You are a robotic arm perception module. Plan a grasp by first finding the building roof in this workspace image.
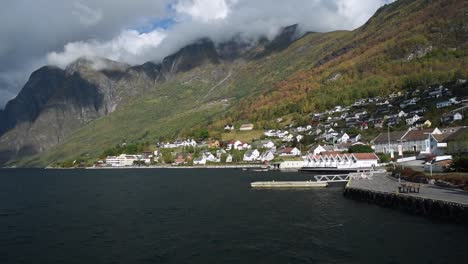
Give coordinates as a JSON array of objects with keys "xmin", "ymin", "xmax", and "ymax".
[
  {"xmin": 352, "ymin": 153, "xmax": 380, "ymax": 160},
  {"xmin": 431, "ymin": 127, "xmax": 467, "ymax": 142},
  {"xmin": 308, "ymin": 152, "xmax": 379, "ymax": 161},
  {"xmin": 403, "ymin": 129, "xmax": 433, "ymax": 141},
  {"xmin": 431, "ymin": 134, "xmax": 451, "ymax": 142},
  {"xmin": 373, "ymin": 130, "xmax": 408, "ymax": 143},
  {"xmin": 443, "ymin": 127, "xmax": 468, "ymax": 142},
  {"xmin": 281, "ymin": 147, "xmax": 295, "ymax": 153}
]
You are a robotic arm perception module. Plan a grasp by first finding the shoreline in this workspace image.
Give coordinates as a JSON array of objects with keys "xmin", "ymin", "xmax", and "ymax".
[{"xmin": 41, "ymin": 164, "xmax": 276, "ymax": 170}]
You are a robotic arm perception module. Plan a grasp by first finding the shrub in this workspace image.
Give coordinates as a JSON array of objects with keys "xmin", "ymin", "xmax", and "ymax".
[
  {"xmin": 452, "ymin": 156, "xmax": 468, "ymax": 172},
  {"xmin": 377, "ymin": 153, "xmax": 391, "ymax": 163},
  {"xmin": 348, "ymin": 145, "xmax": 374, "ymax": 153}
]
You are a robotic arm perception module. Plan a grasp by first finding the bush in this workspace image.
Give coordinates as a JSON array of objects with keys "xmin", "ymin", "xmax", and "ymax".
[
  {"xmin": 377, "ymin": 153, "xmax": 391, "ymax": 163},
  {"xmin": 348, "ymin": 145, "xmax": 374, "ymax": 153},
  {"xmin": 452, "ymin": 156, "xmax": 468, "ymax": 172}
]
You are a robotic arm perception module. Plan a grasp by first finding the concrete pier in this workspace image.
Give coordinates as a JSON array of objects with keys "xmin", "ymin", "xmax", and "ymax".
[
  {"xmin": 251, "ymin": 181, "xmax": 328, "ymax": 188},
  {"xmin": 344, "ymin": 173, "xmax": 468, "ymax": 223}
]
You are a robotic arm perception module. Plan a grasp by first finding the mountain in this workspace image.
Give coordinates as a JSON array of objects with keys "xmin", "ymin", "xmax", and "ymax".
[{"xmin": 0, "ymin": 0, "xmax": 466, "ymax": 167}]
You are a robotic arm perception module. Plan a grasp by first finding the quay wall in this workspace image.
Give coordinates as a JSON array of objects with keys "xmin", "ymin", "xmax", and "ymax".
[{"xmin": 343, "ymin": 187, "xmax": 468, "ymax": 224}]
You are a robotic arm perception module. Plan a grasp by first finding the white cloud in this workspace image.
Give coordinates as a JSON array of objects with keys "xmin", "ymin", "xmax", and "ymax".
[
  {"xmin": 47, "ymin": 29, "xmax": 166, "ymax": 68},
  {"xmin": 73, "ymin": 1, "xmax": 103, "ymax": 27},
  {"xmin": 174, "ymin": 0, "xmax": 231, "ymax": 22}
]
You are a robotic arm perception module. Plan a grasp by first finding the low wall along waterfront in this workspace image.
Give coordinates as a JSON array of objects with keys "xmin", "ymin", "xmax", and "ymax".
[{"xmin": 343, "ymin": 173, "xmax": 468, "ymax": 223}]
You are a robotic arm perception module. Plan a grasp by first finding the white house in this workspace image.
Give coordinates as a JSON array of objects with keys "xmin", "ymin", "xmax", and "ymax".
[
  {"xmin": 203, "ymin": 152, "xmax": 220, "ymax": 163},
  {"xmin": 406, "ymin": 115, "xmax": 421, "ymax": 125},
  {"xmin": 259, "ymin": 150, "xmax": 275, "ymax": 162},
  {"xmin": 227, "ymin": 140, "xmax": 251, "ymax": 151},
  {"xmin": 311, "ymin": 145, "xmax": 329, "ymax": 155},
  {"xmin": 454, "ymin": 112, "xmax": 463, "ymax": 121},
  {"xmin": 398, "ymin": 111, "xmax": 407, "ymax": 118},
  {"xmin": 243, "ymin": 149, "xmax": 260, "ymax": 162},
  {"xmin": 349, "ymin": 134, "xmax": 362, "ymax": 143},
  {"xmin": 304, "ymin": 153, "xmax": 379, "ymax": 169},
  {"xmin": 225, "ymin": 154, "xmax": 233, "ymax": 163},
  {"xmin": 264, "ymin": 130, "xmax": 276, "ymax": 137},
  {"xmin": 262, "ymin": 141, "xmax": 276, "ymax": 149},
  {"xmin": 436, "ymin": 97, "xmax": 459, "ymax": 109},
  {"xmin": 183, "ymin": 139, "xmax": 198, "ymax": 147},
  {"xmin": 239, "ymin": 124, "xmax": 254, "ymax": 131},
  {"xmin": 336, "ymin": 132, "xmax": 350, "ymax": 143},
  {"xmin": 224, "ymin": 125, "xmax": 235, "ymax": 131},
  {"xmin": 193, "ymin": 156, "xmax": 207, "ymax": 165},
  {"xmin": 325, "ymin": 128, "xmax": 339, "ymax": 140},
  {"xmin": 282, "ymin": 134, "xmax": 294, "ymax": 142},
  {"xmin": 278, "ymin": 147, "xmax": 301, "ymax": 157}
]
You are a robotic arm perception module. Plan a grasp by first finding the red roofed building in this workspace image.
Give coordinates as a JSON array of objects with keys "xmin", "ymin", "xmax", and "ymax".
[{"xmin": 304, "ymin": 153, "xmax": 379, "ymax": 169}]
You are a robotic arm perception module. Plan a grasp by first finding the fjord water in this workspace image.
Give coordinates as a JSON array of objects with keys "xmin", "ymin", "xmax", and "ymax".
[{"xmin": 1, "ymin": 169, "xmax": 467, "ymax": 264}]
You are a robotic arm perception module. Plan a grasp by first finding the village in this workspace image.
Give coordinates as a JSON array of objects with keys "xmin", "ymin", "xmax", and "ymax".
[{"xmin": 97, "ymin": 80, "xmax": 467, "ymax": 173}]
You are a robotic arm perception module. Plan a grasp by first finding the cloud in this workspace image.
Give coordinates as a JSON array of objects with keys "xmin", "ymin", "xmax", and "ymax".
[
  {"xmin": 174, "ymin": 0, "xmax": 231, "ymax": 22},
  {"xmin": 47, "ymin": 29, "xmax": 166, "ymax": 68},
  {"xmin": 0, "ymin": 0, "xmax": 392, "ymax": 108},
  {"xmin": 73, "ymin": 1, "xmax": 103, "ymax": 27}
]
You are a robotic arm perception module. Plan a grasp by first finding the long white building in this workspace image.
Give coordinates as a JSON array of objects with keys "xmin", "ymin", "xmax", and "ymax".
[
  {"xmin": 304, "ymin": 153, "xmax": 379, "ymax": 169},
  {"xmin": 105, "ymin": 154, "xmax": 144, "ymax": 167}
]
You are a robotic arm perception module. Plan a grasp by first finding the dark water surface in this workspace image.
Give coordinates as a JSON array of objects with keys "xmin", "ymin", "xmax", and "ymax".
[{"xmin": 0, "ymin": 168, "xmax": 467, "ymax": 264}]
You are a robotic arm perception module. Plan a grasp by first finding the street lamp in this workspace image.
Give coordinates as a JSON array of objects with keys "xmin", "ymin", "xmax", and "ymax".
[
  {"xmin": 424, "ymin": 132, "xmax": 433, "ymax": 177},
  {"xmin": 387, "ymin": 123, "xmax": 391, "ymax": 154}
]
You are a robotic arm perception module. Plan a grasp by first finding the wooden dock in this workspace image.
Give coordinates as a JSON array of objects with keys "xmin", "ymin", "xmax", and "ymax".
[
  {"xmin": 251, "ymin": 181, "xmax": 328, "ymax": 188},
  {"xmin": 344, "ymin": 172, "xmax": 468, "ymax": 223}
]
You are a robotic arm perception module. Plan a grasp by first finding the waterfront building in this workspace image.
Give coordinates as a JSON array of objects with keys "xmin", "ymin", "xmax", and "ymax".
[{"xmin": 304, "ymin": 153, "xmax": 379, "ymax": 169}]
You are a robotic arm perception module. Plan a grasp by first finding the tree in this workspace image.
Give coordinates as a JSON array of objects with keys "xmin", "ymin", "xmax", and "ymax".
[
  {"xmin": 452, "ymin": 156, "xmax": 468, "ymax": 172},
  {"xmin": 220, "ymin": 153, "xmax": 228, "ymax": 163},
  {"xmin": 161, "ymin": 149, "xmax": 174, "ymax": 164},
  {"xmin": 348, "ymin": 145, "xmax": 374, "ymax": 153}
]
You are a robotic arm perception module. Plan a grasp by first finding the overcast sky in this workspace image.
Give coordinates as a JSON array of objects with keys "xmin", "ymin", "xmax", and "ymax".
[{"xmin": 0, "ymin": 0, "xmax": 392, "ymax": 108}]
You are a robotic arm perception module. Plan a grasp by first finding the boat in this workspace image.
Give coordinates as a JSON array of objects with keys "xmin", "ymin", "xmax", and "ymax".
[
  {"xmin": 252, "ymin": 166, "xmax": 269, "ymax": 172},
  {"xmin": 250, "ymin": 180, "xmax": 328, "ymax": 188}
]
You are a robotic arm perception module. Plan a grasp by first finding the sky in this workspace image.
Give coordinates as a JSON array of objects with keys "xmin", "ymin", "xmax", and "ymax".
[{"xmin": 0, "ymin": 0, "xmax": 393, "ymax": 108}]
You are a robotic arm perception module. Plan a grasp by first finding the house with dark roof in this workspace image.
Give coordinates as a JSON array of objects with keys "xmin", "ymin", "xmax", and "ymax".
[
  {"xmin": 372, "ymin": 128, "xmax": 442, "ymax": 154},
  {"xmin": 278, "ymin": 147, "xmax": 301, "ymax": 157},
  {"xmin": 429, "ymin": 127, "xmax": 467, "ymax": 155},
  {"xmin": 372, "ymin": 130, "xmax": 410, "ymax": 153}
]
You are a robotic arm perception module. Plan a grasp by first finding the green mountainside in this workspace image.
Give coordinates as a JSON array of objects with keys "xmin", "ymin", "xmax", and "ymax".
[{"xmin": 3, "ymin": 0, "xmax": 467, "ymax": 167}]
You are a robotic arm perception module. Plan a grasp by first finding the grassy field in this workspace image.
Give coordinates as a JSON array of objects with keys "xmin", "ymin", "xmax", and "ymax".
[{"xmin": 220, "ymin": 130, "xmax": 264, "ymax": 142}]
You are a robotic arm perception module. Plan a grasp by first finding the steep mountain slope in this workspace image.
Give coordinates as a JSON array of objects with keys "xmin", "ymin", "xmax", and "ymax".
[
  {"xmin": 1, "ymin": 0, "xmax": 467, "ymax": 167},
  {"xmin": 222, "ymin": 0, "xmax": 467, "ymax": 124},
  {"xmin": 0, "ymin": 23, "xmax": 305, "ymax": 166}
]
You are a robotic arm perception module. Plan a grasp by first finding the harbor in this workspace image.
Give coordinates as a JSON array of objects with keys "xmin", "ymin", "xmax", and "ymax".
[{"xmin": 343, "ymin": 172, "xmax": 468, "ymax": 223}]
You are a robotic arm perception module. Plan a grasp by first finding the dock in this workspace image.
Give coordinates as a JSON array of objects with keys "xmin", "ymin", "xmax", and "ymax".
[
  {"xmin": 251, "ymin": 181, "xmax": 328, "ymax": 188},
  {"xmin": 344, "ymin": 172, "xmax": 468, "ymax": 223}
]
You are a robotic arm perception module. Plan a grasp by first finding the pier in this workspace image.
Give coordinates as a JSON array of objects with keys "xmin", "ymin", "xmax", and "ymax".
[
  {"xmin": 344, "ymin": 172, "xmax": 468, "ymax": 223},
  {"xmin": 251, "ymin": 181, "xmax": 328, "ymax": 188}
]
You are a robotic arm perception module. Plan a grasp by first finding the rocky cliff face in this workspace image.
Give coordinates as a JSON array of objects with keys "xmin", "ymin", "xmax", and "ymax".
[{"xmin": 0, "ymin": 64, "xmax": 110, "ymax": 164}]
